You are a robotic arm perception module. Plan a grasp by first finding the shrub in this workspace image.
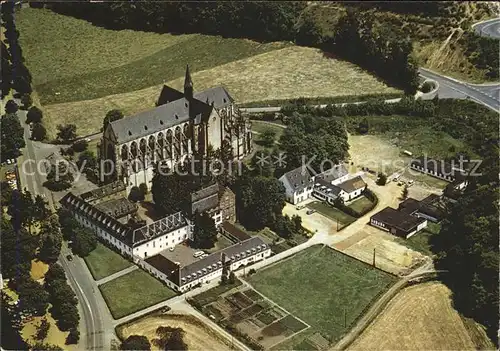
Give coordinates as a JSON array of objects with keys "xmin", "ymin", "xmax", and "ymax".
[
  {"xmin": 72, "ymin": 139, "xmax": 88, "ymax": 152},
  {"xmin": 65, "ymin": 328, "xmax": 79, "ymax": 345},
  {"xmin": 26, "ymin": 106, "xmax": 43, "ymax": 124},
  {"xmin": 376, "ymin": 173, "xmax": 388, "ymax": 186},
  {"xmin": 20, "ymin": 93, "xmax": 32, "ymax": 109},
  {"xmin": 421, "ymin": 81, "xmax": 435, "ymax": 93},
  {"xmin": 5, "ymin": 99, "xmax": 18, "ymax": 114},
  {"xmin": 31, "ymin": 123, "xmax": 47, "ymax": 141},
  {"xmin": 128, "ymin": 186, "xmax": 144, "ymax": 202}
]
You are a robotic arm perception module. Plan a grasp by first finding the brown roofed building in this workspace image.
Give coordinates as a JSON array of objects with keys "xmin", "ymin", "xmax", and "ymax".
[{"xmin": 370, "ymin": 206, "xmax": 427, "ymax": 239}]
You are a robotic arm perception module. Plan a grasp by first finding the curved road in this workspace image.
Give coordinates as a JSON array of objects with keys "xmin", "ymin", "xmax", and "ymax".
[
  {"xmin": 473, "ymin": 18, "xmax": 500, "ymax": 38},
  {"xmin": 420, "ymin": 18, "xmax": 500, "ymax": 112}
]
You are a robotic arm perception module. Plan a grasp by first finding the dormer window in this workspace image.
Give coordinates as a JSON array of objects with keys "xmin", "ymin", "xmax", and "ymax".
[
  {"xmin": 184, "ymin": 102, "xmax": 188, "ymax": 108},
  {"xmin": 144, "ymin": 125, "xmax": 148, "ymax": 130},
  {"xmin": 175, "ymin": 114, "xmax": 179, "ymax": 119},
  {"xmin": 223, "ymin": 98, "xmax": 227, "ymax": 103},
  {"xmin": 160, "ymin": 120, "xmax": 164, "ymax": 125},
  {"xmin": 128, "ymin": 131, "xmax": 132, "ymax": 136}
]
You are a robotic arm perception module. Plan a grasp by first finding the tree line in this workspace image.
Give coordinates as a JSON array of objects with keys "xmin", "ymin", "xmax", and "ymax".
[
  {"xmin": 0, "ymin": 188, "xmax": 80, "ymax": 348},
  {"xmin": 39, "ymin": 1, "xmax": 418, "ymax": 93},
  {"xmin": 1, "ymin": 2, "xmax": 33, "ymax": 97}
]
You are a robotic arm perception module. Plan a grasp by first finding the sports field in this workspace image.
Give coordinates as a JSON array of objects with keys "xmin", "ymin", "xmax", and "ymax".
[{"xmin": 247, "ymin": 245, "xmax": 396, "ymax": 345}]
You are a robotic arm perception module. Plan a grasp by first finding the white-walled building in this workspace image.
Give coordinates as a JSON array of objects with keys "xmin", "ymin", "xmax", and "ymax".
[
  {"xmin": 139, "ymin": 235, "xmax": 271, "ymax": 292},
  {"xmin": 60, "ymin": 192, "xmax": 192, "ymax": 259},
  {"xmin": 313, "ymin": 174, "xmax": 366, "ymax": 204},
  {"xmin": 279, "ymin": 166, "xmax": 314, "ymax": 205}
]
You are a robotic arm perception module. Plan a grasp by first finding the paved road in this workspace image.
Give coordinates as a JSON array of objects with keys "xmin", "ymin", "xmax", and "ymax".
[
  {"xmin": 419, "ymin": 68, "xmax": 500, "ymax": 111},
  {"xmin": 59, "ymin": 242, "xmax": 113, "ymax": 350},
  {"xmin": 473, "ymin": 18, "xmax": 500, "ymax": 39},
  {"xmin": 13, "ymin": 94, "xmax": 107, "ymax": 350}
]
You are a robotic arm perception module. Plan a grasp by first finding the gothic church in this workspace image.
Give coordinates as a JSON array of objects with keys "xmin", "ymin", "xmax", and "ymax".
[{"xmin": 99, "ymin": 66, "xmax": 252, "ymax": 189}]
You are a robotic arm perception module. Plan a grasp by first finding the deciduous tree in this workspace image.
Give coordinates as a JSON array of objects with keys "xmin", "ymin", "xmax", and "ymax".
[
  {"xmin": 31, "ymin": 122, "xmax": 47, "ymax": 141},
  {"xmin": 192, "ymin": 211, "xmax": 217, "ymax": 249},
  {"xmin": 70, "ymin": 227, "xmax": 97, "ymax": 257},
  {"xmin": 1, "ymin": 113, "xmax": 25, "ymax": 162},
  {"xmin": 120, "ymin": 335, "xmax": 151, "ymax": 351},
  {"xmin": 56, "ymin": 124, "xmax": 77, "ymax": 143}
]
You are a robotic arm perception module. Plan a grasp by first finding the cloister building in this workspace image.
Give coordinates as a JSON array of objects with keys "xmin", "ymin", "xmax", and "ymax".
[{"xmin": 99, "ymin": 66, "xmax": 252, "ymax": 190}]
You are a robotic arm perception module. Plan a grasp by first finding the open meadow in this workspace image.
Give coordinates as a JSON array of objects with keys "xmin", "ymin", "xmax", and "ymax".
[
  {"xmin": 246, "ymin": 245, "xmax": 397, "ymax": 347},
  {"xmin": 17, "ymin": 8, "xmax": 399, "ymax": 138},
  {"xmin": 117, "ymin": 314, "xmax": 233, "ymax": 351},
  {"xmin": 349, "ymin": 282, "xmax": 494, "ymax": 350}
]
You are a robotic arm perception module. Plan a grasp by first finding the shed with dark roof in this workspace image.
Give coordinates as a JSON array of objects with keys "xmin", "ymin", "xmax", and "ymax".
[{"xmin": 370, "ymin": 206, "xmax": 427, "ymax": 239}]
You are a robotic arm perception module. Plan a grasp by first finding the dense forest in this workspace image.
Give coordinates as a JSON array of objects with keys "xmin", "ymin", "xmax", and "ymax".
[{"xmin": 36, "ymin": 1, "xmax": 419, "ymax": 93}]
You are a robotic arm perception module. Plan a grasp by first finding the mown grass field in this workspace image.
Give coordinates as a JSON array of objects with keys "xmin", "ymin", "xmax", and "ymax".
[
  {"xmin": 17, "ymin": 8, "xmax": 285, "ymax": 105},
  {"xmin": 84, "ymin": 243, "xmax": 132, "ymax": 281},
  {"xmin": 99, "ymin": 269, "xmax": 176, "ymax": 319},
  {"xmin": 18, "ymin": 8, "xmax": 399, "ymax": 137},
  {"xmin": 247, "ymin": 245, "xmax": 396, "ymax": 344}
]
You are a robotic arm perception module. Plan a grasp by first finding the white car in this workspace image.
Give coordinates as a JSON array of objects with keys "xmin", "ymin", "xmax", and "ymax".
[{"xmin": 169, "ymin": 247, "xmax": 175, "ymax": 252}]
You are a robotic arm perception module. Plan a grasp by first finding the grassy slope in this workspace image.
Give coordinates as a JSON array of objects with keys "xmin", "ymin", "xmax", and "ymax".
[
  {"xmin": 18, "ymin": 8, "xmax": 400, "ymax": 138},
  {"xmin": 99, "ymin": 269, "xmax": 176, "ymax": 319},
  {"xmin": 17, "ymin": 8, "xmax": 286, "ymax": 105},
  {"xmin": 248, "ymin": 245, "xmax": 396, "ymax": 343},
  {"xmin": 83, "ymin": 243, "xmax": 132, "ymax": 281},
  {"xmin": 309, "ymin": 2, "xmax": 496, "ymax": 83}
]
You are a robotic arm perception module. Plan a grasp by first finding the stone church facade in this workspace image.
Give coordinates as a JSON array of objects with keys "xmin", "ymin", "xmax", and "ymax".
[{"xmin": 99, "ymin": 66, "xmax": 252, "ymax": 190}]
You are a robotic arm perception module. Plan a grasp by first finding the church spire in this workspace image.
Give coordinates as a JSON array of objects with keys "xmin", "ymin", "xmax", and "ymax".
[{"xmin": 184, "ymin": 64, "xmax": 193, "ymax": 100}]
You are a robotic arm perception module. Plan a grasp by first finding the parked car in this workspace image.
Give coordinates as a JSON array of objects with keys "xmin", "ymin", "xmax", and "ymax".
[
  {"xmin": 306, "ymin": 209, "xmax": 315, "ymax": 215},
  {"xmin": 296, "ymin": 205, "xmax": 305, "ymax": 210},
  {"xmin": 169, "ymin": 247, "xmax": 175, "ymax": 252},
  {"xmin": 66, "ymin": 254, "xmax": 73, "ymax": 261}
]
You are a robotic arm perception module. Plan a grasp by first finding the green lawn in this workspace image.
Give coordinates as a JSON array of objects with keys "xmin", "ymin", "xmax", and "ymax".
[
  {"xmin": 99, "ymin": 269, "xmax": 177, "ymax": 319},
  {"xmin": 251, "ymin": 120, "xmax": 285, "ymax": 140},
  {"xmin": 247, "ymin": 245, "xmax": 397, "ymax": 343},
  {"xmin": 84, "ymin": 243, "xmax": 132, "ymax": 281},
  {"xmin": 17, "ymin": 8, "xmax": 286, "ymax": 105},
  {"xmin": 347, "ymin": 195, "xmax": 373, "ymax": 214},
  {"xmin": 307, "ymin": 201, "xmax": 356, "ymax": 226},
  {"xmin": 398, "ymin": 222, "xmax": 441, "ymax": 256}
]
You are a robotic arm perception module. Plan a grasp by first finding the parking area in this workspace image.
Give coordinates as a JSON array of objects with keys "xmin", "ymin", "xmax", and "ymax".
[{"xmin": 283, "ymin": 198, "xmax": 342, "ymax": 236}]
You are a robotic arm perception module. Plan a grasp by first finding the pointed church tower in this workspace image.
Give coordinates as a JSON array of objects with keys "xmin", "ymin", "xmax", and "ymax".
[{"xmin": 184, "ymin": 64, "xmax": 193, "ymax": 100}]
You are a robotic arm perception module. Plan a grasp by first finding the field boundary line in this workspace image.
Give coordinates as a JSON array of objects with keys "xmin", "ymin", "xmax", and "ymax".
[
  {"xmin": 332, "ymin": 271, "xmax": 440, "ymax": 350},
  {"xmin": 239, "ymin": 279, "xmax": 311, "ymax": 331},
  {"xmin": 267, "ymin": 325, "xmax": 311, "ymax": 350}
]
